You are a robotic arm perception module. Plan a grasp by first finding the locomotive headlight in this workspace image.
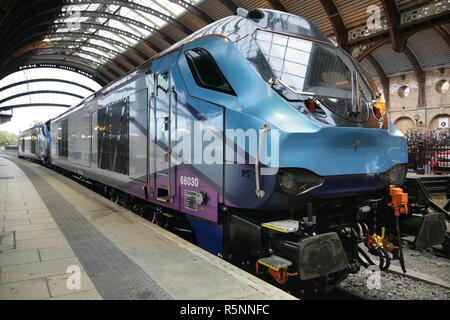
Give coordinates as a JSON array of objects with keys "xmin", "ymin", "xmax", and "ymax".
[
  {"xmin": 380, "ymin": 164, "xmax": 407, "ymax": 186},
  {"xmin": 278, "ymin": 169, "xmax": 324, "ymax": 195}
]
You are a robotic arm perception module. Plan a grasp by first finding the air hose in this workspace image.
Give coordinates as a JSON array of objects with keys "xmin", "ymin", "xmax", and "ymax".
[
  {"xmin": 357, "ymin": 245, "xmax": 390, "ymax": 271},
  {"xmin": 395, "ymin": 216, "xmax": 407, "ymax": 273}
]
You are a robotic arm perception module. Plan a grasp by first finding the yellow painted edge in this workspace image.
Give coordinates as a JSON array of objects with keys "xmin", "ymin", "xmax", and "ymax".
[
  {"xmin": 257, "ymin": 260, "xmax": 280, "ymax": 272},
  {"xmin": 261, "ymin": 224, "xmax": 286, "ymax": 233}
]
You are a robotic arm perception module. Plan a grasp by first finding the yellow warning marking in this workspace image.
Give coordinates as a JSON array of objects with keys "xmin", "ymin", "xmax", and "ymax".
[
  {"xmin": 261, "ymin": 224, "xmax": 286, "ymax": 233},
  {"xmin": 257, "ymin": 260, "xmax": 280, "ymax": 272}
]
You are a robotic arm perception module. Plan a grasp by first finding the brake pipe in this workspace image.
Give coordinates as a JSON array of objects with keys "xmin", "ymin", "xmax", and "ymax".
[{"xmin": 389, "ymin": 186, "xmax": 408, "ymax": 273}]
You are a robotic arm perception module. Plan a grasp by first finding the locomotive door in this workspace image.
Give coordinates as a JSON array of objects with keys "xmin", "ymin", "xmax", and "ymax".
[{"xmin": 153, "ymin": 71, "xmax": 175, "ymax": 203}]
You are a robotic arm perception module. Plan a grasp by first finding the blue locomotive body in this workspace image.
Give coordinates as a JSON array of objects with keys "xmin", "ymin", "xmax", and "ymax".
[{"xmin": 19, "ymin": 9, "xmax": 435, "ymax": 293}]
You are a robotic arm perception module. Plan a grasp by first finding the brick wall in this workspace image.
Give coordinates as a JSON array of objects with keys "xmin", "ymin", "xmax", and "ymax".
[{"xmin": 373, "ymin": 68, "xmax": 449, "ymax": 131}]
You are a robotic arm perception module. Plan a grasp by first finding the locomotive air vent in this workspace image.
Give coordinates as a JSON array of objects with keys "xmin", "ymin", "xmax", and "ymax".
[{"xmin": 236, "ymin": 8, "xmax": 264, "ymax": 21}]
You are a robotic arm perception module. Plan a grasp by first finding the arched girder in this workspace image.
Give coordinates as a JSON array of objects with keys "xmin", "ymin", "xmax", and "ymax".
[
  {"xmin": 168, "ymin": 0, "xmax": 215, "ymax": 24},
  {"xmin": 1, "ymin": 21, "xmax": 162, "ymax": 63},
  {"xmin": 0, "ymin": 90, "xmax": 85, "ymax": 106},
  {"xmin": 4, "ymin": 0, "xmax": 193, "ymax": 39},
  {"xmin": 0, "ymin": 103, "xmax": 71, "ymax": 112},
  {"xmin": 319, "ymin": 0, "xmax": 348, "ymax": 51},
  {"xmin": 355, "ymin": 38, "xmax": 391, "ymax": 62},
  {"xmin": 51, "ymin": 40, "xmax": 138, "ymax": 68},
  {"xmin": 19, "ymin": 47, "xmax": 128, "ymax": 75},
  {"xmin": 7, "ymin": 53, "xmax": 118, "ymax": 82},
  {"xmin": 0, "ymin": 78, "xmax": 97, "ymax": 94},
  {"xmin": 70, "ymin": 0, "xmax": 193, "ymax": 35},
  {"xmin": 3, "ymin": 40, "xmax": 139, "ymax": 72},
  {"xmin": 381, "ymin": 0, "xmax": 407, "ymax": 52},
  {"xmin": 11, "ymin": 8, "xmax": 177, "ymax": 47},
  {"xmin": 0, "ymin": 56, "xmax": 112, "ymax": 86},
  {"xmin": 365, "ymin": 54, "xmax": 391, "ymax": 111},
  {"xmin": 5, "ymin": 30, "xmax": 149, "ymax": 64},
  {"xmin": 404, "ymin": 45, "xmax": 426, "ymax": 108}
]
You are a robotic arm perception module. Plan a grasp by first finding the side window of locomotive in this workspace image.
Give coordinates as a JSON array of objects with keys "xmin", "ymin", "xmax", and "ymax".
[{"xmin": 184, "ymin": 48, "xmax": 236, "ymax": 95}]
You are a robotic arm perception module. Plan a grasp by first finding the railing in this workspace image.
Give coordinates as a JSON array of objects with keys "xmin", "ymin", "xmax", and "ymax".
[{"xmin": 406, "ymin": 129, "xmax": 450, "ymax": 175}]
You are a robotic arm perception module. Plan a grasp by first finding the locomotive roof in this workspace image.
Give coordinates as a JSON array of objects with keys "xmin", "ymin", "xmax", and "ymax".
[{"xmin": 51, "ymin": 8, "xmax": 336, "ymax": 124}]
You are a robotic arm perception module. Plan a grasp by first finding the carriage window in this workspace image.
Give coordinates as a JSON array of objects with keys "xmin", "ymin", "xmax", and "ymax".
[
  {"xmin": 97, "ymin": 98, "xmax": 129, "ymax": 175},
  {"xmin": 58, "ymin": 120, "xmax": 68, "ymax": 158},
  {"xmin": 184, "ymin": 48, "xmax": 235, "ymax": 95}
]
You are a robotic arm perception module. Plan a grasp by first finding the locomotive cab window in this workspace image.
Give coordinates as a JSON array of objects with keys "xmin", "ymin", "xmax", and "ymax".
[{"xmin": 184, "ymin": 48, "xmax": 236, "ymax": 95}]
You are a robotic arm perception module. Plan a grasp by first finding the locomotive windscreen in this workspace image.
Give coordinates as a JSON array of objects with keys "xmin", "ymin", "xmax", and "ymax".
[{"xmin": 236, "ymin": 29, "xmax": 375, "ymax": 123}]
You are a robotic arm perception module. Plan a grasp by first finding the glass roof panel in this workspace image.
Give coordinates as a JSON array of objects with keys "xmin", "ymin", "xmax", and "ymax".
[{"xmin": 72, "ymin": 52, "xmax": 106, "ymax": 64}]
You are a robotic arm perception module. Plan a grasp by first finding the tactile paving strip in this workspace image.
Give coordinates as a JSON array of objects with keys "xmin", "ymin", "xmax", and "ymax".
[{"xmin": 12, "ymin": 159, "xmax": 173, "ymax": 300}]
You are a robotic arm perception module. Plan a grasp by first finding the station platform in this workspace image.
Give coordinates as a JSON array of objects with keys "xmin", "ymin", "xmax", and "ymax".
[{"xmin": 0, "ymin": 153, "xmax": 296, "ymax": 300}]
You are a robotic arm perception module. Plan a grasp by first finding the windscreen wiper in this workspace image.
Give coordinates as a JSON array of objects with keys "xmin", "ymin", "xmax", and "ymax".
[
  {"xmin": 351, "ymin": 71, "xmax": 361, "ymax": 114},
  {"xmin": 268, "ymin": 77, "xmax": 316, "ymax": 97}
]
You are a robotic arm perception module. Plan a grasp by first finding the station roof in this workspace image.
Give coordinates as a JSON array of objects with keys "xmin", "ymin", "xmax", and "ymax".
[{"xmin": 0, "ymin": 0, "xmax": 448, "ymax": 115}]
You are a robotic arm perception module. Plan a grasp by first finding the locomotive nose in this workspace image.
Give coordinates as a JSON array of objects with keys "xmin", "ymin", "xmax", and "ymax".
[{"xmin": 279, "ymin": 126, "xmax": 408, "ymax": 177}]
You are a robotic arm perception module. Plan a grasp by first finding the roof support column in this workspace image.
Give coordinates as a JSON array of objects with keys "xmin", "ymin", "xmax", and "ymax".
[
  {"xmin": 319, "ymin": 0, "xmax": 348, "ymax": 51},
  {"xmin": 366, "ymin": 54, "xmax": 391, "ymax": 111},
  {"xmin": 404, "ymin": 46, "xmax": 426, "ymax": 108},
  {"xmin": 381, "ymin": 0, "xmax": 407, "ymax": 52}
]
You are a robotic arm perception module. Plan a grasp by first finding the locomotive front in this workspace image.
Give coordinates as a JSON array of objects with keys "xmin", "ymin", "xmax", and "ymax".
[{"xmin": 221, "ymin": 9, "xmax": 446, "ymax": 293}]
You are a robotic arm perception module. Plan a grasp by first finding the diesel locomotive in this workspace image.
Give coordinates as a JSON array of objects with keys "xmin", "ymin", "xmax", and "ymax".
[{"xmin": 17, "ymin": 9, "xmax": 447, "ymax": 293}]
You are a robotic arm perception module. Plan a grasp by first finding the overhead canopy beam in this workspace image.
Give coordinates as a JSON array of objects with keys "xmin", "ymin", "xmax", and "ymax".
[
  {"xmin": 0, "ymin": 78, "xmax": 96, "ymax": 94},
  {"xmin": 4, "ymin": 54, "xmax": 117, "ymax": 83},
  {"xmin": 216, "ymin": 0, "xmax": 239, "ymax": 14},
  {"xmin": 434, "ymin": 25, "xmax": 450, "ymax": 46},
  {"xmin": 5, "ymin": 0, "xmax": 194, "ymax": 38},
  {"xmin": 1, "ymin": 21, "xmax": 162, "ymax": 65},
  {"xmin": 267, "ymin": 0, "xmax": 287, "ymax": 12},
  {"xmin": 381, "ymin": 0, "xmax": 407, "ymax": 52},
  {"xmin": 1, "ymin": 19, "xmax": 162, "ymax": 62},
  {"xmin": 4, "ymin": 40, "xmax": 138, "ymax": 71},
  {"xmin": 0, "ymin": 58, "xmax": 112, "ymax": 86},
  {"xmin": 0, "ymin": 103, "xmax": 71, "ymax": 112},
  {"xmin": 319, "ymin": 0, "xmax": 348, "ymax": 51},
  {"xmin": 12, "ymin": 9, "xmax": 177, "ymax": 45},
  {"xmin": 404, "ymin": 46, "xmax": 426, "ymax": 108},
  {"xmin": 366, "ymin": 54, "xmax": 391, "ymax": 111},
  {"xmin": 18, "ymin": 47, "xmax": 126, "ymax": 75},
  {"xmin": 4, "ymin": 31, "xmax": 149, "ymax": 63},
  {"xmin": 0, "ymin": 90, "xmax": 85, "ymax": 105},
  {"xmin": 169, "ymin": 0, "xmax": 215, "ymax": 24}
]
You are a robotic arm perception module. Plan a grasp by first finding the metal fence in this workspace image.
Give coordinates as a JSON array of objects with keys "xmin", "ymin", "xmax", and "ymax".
[{"xmin": 405, "ymin": 129, "xmax": 450, "ymax": 175}]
